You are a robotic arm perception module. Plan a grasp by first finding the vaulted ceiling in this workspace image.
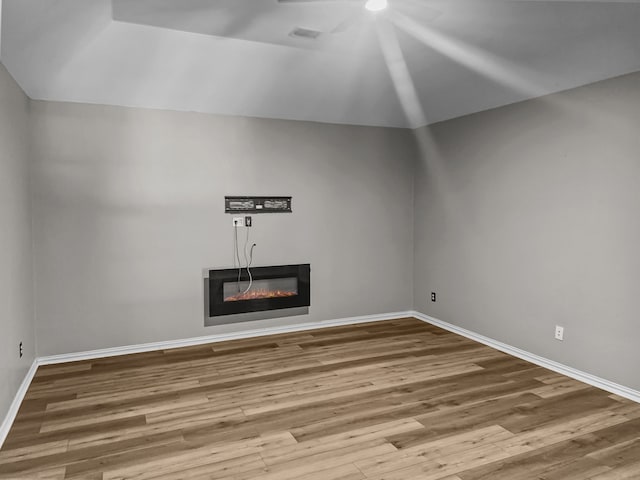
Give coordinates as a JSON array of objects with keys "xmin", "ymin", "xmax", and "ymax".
[{"xmin": 2, "ymin": 0, "xmax": 640, "ymax": 128}]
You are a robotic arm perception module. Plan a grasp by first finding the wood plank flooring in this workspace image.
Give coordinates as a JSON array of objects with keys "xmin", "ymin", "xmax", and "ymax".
[{"xmin": 1, "ymin": 317, "xmax": 640, "ymax": 479}]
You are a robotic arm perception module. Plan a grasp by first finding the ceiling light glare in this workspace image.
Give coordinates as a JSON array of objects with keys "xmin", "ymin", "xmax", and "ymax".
[{"xmin": 365, "ymin": 0, "xmax": 388, "ymax": 12}]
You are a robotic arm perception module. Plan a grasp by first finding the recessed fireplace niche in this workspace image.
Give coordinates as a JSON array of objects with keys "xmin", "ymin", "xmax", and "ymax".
[{"xmin": 208, "ymin": 264, "xmax": 310, "ymax": 317}]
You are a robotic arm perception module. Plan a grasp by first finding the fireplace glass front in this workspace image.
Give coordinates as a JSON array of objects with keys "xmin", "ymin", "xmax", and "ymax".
[
  {"xmin": 208, "ymin": 264, "xmax": 310, "ymax": 317},
  {"xmin": 223, "ymin": 277, "xmax": 298, "ymax": 302}
]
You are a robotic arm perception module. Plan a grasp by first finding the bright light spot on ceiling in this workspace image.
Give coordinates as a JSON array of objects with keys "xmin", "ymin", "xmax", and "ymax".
[{"xmin": 365, "ymin": 0, "xmax": 388, "ymax": 13}]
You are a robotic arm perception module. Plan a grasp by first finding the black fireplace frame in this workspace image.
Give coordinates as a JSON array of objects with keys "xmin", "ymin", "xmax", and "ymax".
[{"xmin": 208, "ymin": 264, "xmax": 310, "ymax": 317}]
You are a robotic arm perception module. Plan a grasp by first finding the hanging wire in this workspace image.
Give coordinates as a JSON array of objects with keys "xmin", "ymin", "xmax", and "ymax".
[
  {"xmin": 243, "ymin": 227, "xmax": 256, "ymax": 294},
  {"xmin": 234, "ymin": 225, "xmax": 242, "ymax": 292}
]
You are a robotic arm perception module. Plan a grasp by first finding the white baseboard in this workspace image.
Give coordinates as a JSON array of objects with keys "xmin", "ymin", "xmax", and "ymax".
[
  {"xmin": 0, "ymin": 359, "xmax": 38, "ymax": 449},
  {"xmin": 412, "ymin": 311, "xmax": 640, "ymax": 404},
  {"xmin": 38, "ymin": 311, "xmax": 414, "ymax": 365}
]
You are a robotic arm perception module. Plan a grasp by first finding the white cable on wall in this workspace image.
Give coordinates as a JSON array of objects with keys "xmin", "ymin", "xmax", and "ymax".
[
  {"xmin": 234, "ymin": 224, "xmax": 242, "ymax": 292},
  {"xmin": 243, "ymin": 227, "xmax": 256, "ymax": 294}
]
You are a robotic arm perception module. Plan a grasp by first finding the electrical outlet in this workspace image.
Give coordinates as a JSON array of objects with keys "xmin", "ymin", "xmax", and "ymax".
[
  {"xmin": 431, "ymin": 292, "xmax": 436, "ymax": 302},
  {"xmin": 19, "ymin": 341, "xmax": 23, "ymax": 358},
  {"xmin": 232, "ymin": 217, "xmax": 244, "ymax": 227},
  {"xmin": 555, "ymin": 325, "xmax": 564, "ymax": 341},
  {"xmin": 245, "ymin": 216, "xmax": 252, "ymax": 227}
]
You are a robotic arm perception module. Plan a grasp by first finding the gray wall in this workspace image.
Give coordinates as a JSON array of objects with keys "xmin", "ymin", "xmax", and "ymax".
[
  {"xmin": 414, "ymin": 71, "xmax": 640, "ymax": 390},
  {"xmin": 30, "ymin": 102, "xmax": 415, "ymax": 356},
  {"xmin": 11, "ymin": 59, "xmax": 640, "ymax": 395},
  {"xmin": 0, "ymin": 63, "xmax": 34, "ymax": 421}
]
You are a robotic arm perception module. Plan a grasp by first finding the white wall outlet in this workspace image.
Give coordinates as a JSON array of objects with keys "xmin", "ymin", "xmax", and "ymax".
[
  {"xmin": 232, "ymin": 217, "xmax": 244, "ymax": 227},
  {"xmin": 554, "ymin": 325, "xmax": 564, "ymax": 341}
]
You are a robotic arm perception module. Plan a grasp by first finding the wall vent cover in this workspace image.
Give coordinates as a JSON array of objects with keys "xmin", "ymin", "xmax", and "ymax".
[{"xmin": 289, "ymin": 27, "xmax": 322, "ymax": 40}]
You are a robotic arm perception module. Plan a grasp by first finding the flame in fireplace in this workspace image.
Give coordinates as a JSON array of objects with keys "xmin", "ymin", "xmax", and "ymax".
[{"xmin": 224, "ymin": 289, "xmax": 297, "ymax": 302}]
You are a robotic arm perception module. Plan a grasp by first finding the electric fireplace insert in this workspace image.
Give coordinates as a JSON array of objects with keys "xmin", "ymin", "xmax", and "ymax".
[{"xmin": 208, "ymin": 264, "xmax": 310, "ymax": 317}]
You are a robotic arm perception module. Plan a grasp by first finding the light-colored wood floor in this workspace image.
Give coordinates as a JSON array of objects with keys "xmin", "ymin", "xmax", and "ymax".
[{"xmin": 1, "ymin": 318, "xmax": 640, "ymax": 480}]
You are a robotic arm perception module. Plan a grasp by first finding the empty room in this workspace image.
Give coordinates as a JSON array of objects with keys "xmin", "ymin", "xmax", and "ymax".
[{"xmin": 1, "ymin": 0, "xmax": 640, "ymax": 479}]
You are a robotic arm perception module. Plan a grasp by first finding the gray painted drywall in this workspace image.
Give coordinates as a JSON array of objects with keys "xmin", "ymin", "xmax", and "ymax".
[
  {"xmin": 30, "ymin": 102, "xmax": 415, "ymax": 356},
  {"xmin": 0, "ymin": 62, "xmax": 35, "ymax": 422},
  {"xmin": 414, "ymin": 71, "xmax": 640, "ymax": 390}
]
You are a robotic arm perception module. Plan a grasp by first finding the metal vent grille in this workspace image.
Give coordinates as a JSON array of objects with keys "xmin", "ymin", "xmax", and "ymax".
[{"xmin": 289, "ymin": 27, "xmax": 322, "ymax": 40}]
